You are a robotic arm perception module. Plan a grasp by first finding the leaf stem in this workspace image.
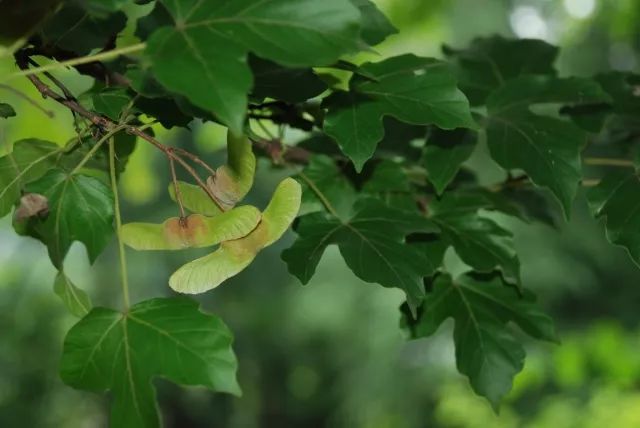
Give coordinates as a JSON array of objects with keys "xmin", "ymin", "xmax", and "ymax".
[
  {"xmin": 299, "ymin": 171, "xmax": 340, "ymax": 217},
  {"xmin": 584, "ymin": 157, "xmax": 635, "ymax": 168},
  {"xmin": 109, "ymin": 137, "xmax": 131, "ymax": 310},
  {"xmin": 70, "ymin": 124, "xmax": 128, "ymax": 175},
  {"xmin": 7, "ymin": 43, "xmax": 146, "ymax": 80}
]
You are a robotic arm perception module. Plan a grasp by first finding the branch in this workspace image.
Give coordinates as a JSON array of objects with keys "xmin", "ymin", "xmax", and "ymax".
[{"xmin": 14, "ymin": 51, "xmax": 227, "ymax": 212}]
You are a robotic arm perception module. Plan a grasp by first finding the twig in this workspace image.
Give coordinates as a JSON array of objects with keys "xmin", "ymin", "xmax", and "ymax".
[
  {"xmin": 0, "ymin": 83, "xmax": 54, "ymax": 118},
  {"xmin": 299, "ymin": 171, "xmax": 339, "ymax": 217},
  {"xmin": 171, "ymin": 146, "xmax": 217, "ymax": 177},
  {"xmin": 15, "ymin": 52, "xmax": 227, "ymax": 212}
]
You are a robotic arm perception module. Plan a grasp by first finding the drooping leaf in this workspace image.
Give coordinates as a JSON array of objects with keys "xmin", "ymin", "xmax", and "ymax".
[
  {"xmin": 250, "ymin": 56, "xmax": 327, "ymax": 104},
  {"xmin": 207, "ymin": 132, "xmax": 256, "ymax": 210},
  {"xmin": 53, "ymin": 271, "xmax": 92, "ymax": 318},
  {"xmin": 39, "ymin": 5, "xmax": 127, "ymax": 55},
  {"xmin": 0, "ymin": 139, "xmax": 59, "ymax": 218},
  {"xmin": 587, "ymin": 170, "xmax": 640, "ymax": 266},
  {"xmin": 122, "ymin": 206, "xmax": 261, "ymax": 251},
  {"xmin": 485, "ymin": 76, "xmax": 612, "ymax": 216},
  {"xmin": 145, "ymin": 0, "xmax": 362, "ymax": 133},
  {"xmin": 429, "ymin": 193, "xmax": 520, "ymax": 285},
  {"xmin": 0, "ymin": 103, "xmax": 16, "ymax": 118},
  {"xmin": 60, "ymin": 297, "xmax": 240, "ymax": 428},
  {"xmin": 402, "ymin": 273, "xmax": 557, "ymax": 409},
  {"xmin": 350, "ymin": 0, "xmax": 397, "ymax": 46},
  {"xmin": 443, "ymin": 35, "xmax": 558, "ymax": 105},
  {"xmin": 20, "ymin": 168, "xmax": 114, "ymax": 267},
  {"xmin": 283, "ymin": 197, "xmax": 439, "ymax": 309},
  {"xmin": 170, "ymin": 178, "xmax": 301, "ymax": 294},
  {"xmin": 323, "ymin": 54, "xmax": 476, "ymax": 171},
  {"xmin": 423, "ymin": 127, "xmax": 477, "ymax": 195}
]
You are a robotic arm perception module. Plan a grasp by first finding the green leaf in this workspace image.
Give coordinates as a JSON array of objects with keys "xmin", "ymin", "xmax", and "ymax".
[
  {"xmin": 250, "ymin": 56, "xmax": 327, "ymax": 103},
  {"xmin": 430, "ymin": 194, "xmax": 521, "ymax": 286},
  {"xmin": 121, "ymin": 206, "xmax": 261, "ymax": 251},
  {"xmin": 363, "ymin": 160, "xmax": 410, "ymax": 193},
  {"xmin": 170, "ymin": 178, "xmax": 301, "ymax": 294},
  {"xmin": 0, "ymin": 103, "xmax": 16, "ymax": 118},
  {"xmin": 283, "ymin": 197, "xmax": 439, "ymax": 309},
  {"xmin": 444, "ymin": 36, "xmax": 558, "ymax": 105},
  {"xmin": 485, "ymin": 76, "xmax": 612, "ymax": 216},
  {"xmin": 324, "ymin": 55, "xmax": 475, "ymax": 171},
  {"xmin": 363, "ymin": 160, "xmax": 416, "ymax": 211},
  {"xmin": 145, "ymin": 0, "xmax": 362, "ymax": 133},
  {"xmin": 90, "ymin": 87, "xmax": 132, "ymax": 121},
  {"xmin": 60, "ymin": 297, "xmax": 239, "ymax": 428},
  {"xmin": 54, "ymin": 271, "xmax": 92, "ymax": 318},
  {"xmin": 423, "ymin": 128, "xmax": 477, "ymax": 195},
  {"xmin": 403, "ymin": 273, "xmax": 557, "ymax": 409},
  {"xmin": 40, "ymin": 5, "xmax": 127, "ymax": 55},
  {"xmin": 563, "ymin": 72, "xmax": 640, "ymax": 135},
  {"xmin": 298, "ymin": 155, "xmax": 356, "ymax": 218},
  {"xmin": 0, "ymin": 139, "xmax": 59, "ymax": 218},
  {"xmin": 587, "ymin": 170, "xmax": 640, "ymax": 266},
  {"xmin": 350, "ymin": 0, "xmax": 397, "ymax": 46},
  {"xmin": 77, "ymin": 0, "xmax": 130, "ymax": 16},
  {"xmin": 21, "ymin": 168, "xmax": 114, "ymax": 267}
]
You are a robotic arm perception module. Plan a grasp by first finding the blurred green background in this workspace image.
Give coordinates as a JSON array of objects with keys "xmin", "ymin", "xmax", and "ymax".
[{"xmin": 1, "ymin": 0, "xmax": 640, "ymax": 427}]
